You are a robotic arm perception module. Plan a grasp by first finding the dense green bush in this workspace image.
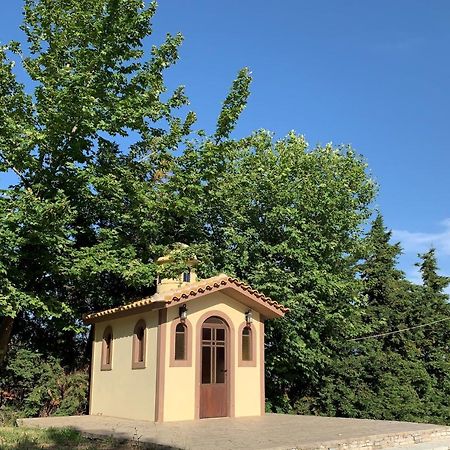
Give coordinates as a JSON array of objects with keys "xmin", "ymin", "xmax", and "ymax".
[{"xmin": 0, "ymin": 349, "xmax": 88, "ymax": 424}]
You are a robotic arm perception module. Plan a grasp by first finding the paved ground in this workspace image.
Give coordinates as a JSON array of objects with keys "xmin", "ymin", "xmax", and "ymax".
[
  {"xmin": 19, "ymin": 414, "xmax": 450, "ymax": 450},
  {"xmin": 384, "ymin": 441, "xmax": 450, "ymax": 450}
]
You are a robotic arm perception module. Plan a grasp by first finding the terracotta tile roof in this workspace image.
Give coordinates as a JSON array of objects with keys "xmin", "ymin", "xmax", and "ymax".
[{"xmin": 83, "ymin": 274, "xmax": 289, "ymax": 323}]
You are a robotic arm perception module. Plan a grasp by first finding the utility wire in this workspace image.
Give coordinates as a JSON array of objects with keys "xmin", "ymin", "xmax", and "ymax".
[{"xmin": 348, "ymin": 316, "xmax": 450, "ymax": 341}]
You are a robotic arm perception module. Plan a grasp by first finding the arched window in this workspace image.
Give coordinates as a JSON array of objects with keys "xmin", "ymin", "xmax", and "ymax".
[
  {"xmin": 132, "ymin": 320, "xmax": 146, "ymax": 369},
  {"xmin": 182, "ymin": 270, "xmax": 191, "ymax": 283},
  {"xmin": 239, "ymin": 322, "xmax": 256, "ymax": 366},
  {"xmin": 101, "ymin": 326, "xmax": 113, "ymax": 371},
  {"xmin": 242, "ymin": 326, "xmax": 252, "ymax": 361},
  {"xmin": 175, "ymin": 323, "xmax": 187, "ymax": 360},
  {"xmin": 170, "ymin": 319, "xmax": 192, "ymax": 367}
]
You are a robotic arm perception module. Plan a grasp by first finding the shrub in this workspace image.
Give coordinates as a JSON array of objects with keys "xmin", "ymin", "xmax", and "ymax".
[{"xmin": 0, "ymin": 348, "xmax": 88, "ymax": 423}]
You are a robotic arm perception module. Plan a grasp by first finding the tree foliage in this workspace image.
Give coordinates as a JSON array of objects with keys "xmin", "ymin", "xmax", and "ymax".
[
  {"xmin": 312, "ymin": 217, "xmax": 450, "ymax": 424},
  {"xmin": 0, "ymin": 349, "xmax": 88, "ymax": 423},
  {"xmin": 0, "ymin": 0, "xmax": 196, "ymax": 343}
]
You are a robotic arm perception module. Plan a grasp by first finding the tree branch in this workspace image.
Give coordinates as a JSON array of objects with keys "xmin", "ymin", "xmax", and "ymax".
[{"xmin": 0, "ymin": 151, "xmax": 29, "ymax": 186}]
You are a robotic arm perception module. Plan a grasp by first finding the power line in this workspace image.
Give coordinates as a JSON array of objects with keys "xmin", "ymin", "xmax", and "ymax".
[{"xmin": 348, "ymin": 316, "xmax": 450, "ymax": 342}]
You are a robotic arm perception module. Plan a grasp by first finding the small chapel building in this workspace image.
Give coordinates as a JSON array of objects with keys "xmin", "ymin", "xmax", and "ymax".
[{"xmin": 83, "ymin": 254, "xmax": 288, "ymax": 423}]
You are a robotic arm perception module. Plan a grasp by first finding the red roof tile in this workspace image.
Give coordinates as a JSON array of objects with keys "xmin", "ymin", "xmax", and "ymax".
[{"xmin": 83, "ymin": 274, "xmax": 288, "ymax": 323}]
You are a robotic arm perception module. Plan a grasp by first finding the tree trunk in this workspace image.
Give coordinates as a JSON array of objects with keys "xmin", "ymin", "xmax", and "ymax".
[{"xmin": 0, "ymin": 316, "xmax": 14, "ymax": 365}]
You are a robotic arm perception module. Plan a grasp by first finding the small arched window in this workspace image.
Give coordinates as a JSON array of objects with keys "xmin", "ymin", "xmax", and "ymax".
[
  {"xmin": 182, "ymin": 270, "xmax": 191, "ymax": 283},
  {"xmin": 132, "ymin": 320, "xmax": 146, "ymax": 369},
  {"xmin": 101, "ymin": 326, "xmax": 113, "ymax": 371},
  {"xmin": 175, "ymin": 323, "xmax": 187, "ymax": 360},
  {"xmin": 170, "ymin": 319, "xmax": 192, "ymax": 367},
  {"xmin": 242, "ymin": 326, "xmax": 252, "ymax": 361}
]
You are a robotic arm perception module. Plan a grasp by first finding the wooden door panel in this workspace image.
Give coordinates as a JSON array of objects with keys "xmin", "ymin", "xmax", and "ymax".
[
  {"xmin": 200, "ymin": 319, "xmax": 228, "ymax": 419},
  {"xmin": 200, "ymin": 384, "xmax": 227, "ymax": 418}
]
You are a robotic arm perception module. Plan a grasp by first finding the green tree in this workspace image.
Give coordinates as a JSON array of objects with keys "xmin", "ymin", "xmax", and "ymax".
[
  {"xmin": 0, "ymin": 0, "xmax": 195, "ymax": 363},
  {"xmin": 0, "ymin": 348, "xmax": 88, "ymax": 421},
  {"xmin": 319, "ymin": 219, "xmax": 450, "ymax": 424},
  {"xmin": 360, "ymin": 213, "xmax": 403, "ymax": 305},
  {"xmin": 415, "ymin": 248, "xmax": 450, "ymax": 422},
  {"xmin": 169, "ymin": 125, "xmax": 377, "ymax": 410},
  {"xmin": 417, "ymin": 248, "xmax": 450, "ymax": 294}
]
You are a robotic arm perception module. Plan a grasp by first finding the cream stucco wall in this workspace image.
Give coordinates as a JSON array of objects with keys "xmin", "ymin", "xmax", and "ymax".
[
  {"xmin": 162, "ymin": 292, "xmax": 263, "ymax": 422},
  {"xmin": 90, "ymin": 311, "xmax": 158, "ymax": 421}
]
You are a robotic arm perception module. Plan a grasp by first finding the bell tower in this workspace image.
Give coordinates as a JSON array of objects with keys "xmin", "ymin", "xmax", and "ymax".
[{"xmin": 156, "ymin": 244, "xmax": 198, "ymax": 294}]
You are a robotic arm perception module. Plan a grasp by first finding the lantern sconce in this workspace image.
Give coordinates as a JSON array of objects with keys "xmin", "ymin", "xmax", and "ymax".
[
  {"xmin": 245, "ymin": 310, "xmax": 253, "ymax": 324},
  {"xmin": 179, "ymin": 304, "xmax": 188, "ymax": 321}
]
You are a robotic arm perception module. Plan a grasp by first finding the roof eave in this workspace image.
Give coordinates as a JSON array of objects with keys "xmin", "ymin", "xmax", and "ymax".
[
  {"xmin": 82, "ymin": 275, "xmax": 289, "ymax": 324},
  {"xmin": 83, "ymin": 300, "xmax": 166, "ymax": 324}
]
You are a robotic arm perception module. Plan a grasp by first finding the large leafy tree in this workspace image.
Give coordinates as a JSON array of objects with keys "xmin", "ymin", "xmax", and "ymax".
[
  {"xmin": 169, "ymin": 105, "xmax": 377, "ymax": 410},
  {"xmin": 0, "ymin": 0, "xmax": 196, "ymax": 363}
]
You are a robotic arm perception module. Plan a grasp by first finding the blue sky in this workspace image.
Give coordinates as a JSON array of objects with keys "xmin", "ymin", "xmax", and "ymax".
[{"xmin": 1, "ymin": 1, "xmax": 449, "ymax": 286}]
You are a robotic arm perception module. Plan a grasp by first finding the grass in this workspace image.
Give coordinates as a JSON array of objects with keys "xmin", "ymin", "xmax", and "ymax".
[{"xmin": 0, "ymin": 426, "xmax": 146, "ymax": 449}]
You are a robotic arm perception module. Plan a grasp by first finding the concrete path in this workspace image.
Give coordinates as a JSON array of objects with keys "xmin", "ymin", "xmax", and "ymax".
[
  {"xmin": 18, "ymin": 414, "xmax": 450, "ymax": 450},
  {"xmin": 384, "ymin": 441, "xmax": 450, "ymax": 450}
]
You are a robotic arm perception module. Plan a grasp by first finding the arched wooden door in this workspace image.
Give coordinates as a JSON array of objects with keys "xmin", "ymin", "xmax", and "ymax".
[{"xmin": 200, "ymin": 316, "xmax": 229, "ymax": 418}]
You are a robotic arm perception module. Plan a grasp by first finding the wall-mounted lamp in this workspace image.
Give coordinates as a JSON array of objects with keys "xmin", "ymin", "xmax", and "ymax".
[
  {"xmin": 179, "ymin": 304, "xmax": 188, "ymax": 321},
  {"xmin": 245, "ymin": 310, "xmax": 253, "ymax": 324}
]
